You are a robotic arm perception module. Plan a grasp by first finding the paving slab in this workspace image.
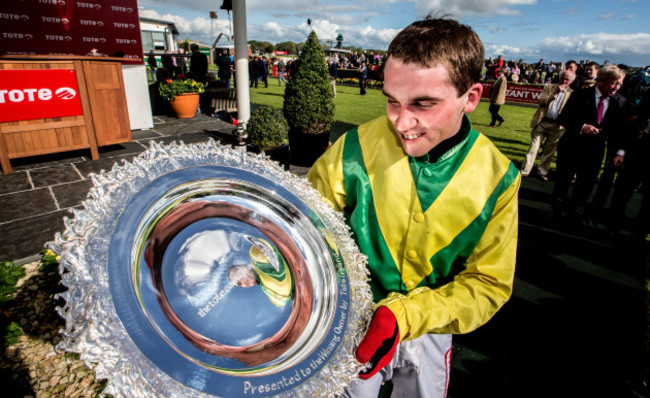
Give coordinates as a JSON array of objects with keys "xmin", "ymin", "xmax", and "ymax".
[
  {"xmin": 0, "ymin": 188, "xmax": 58, "ymax": 223},
  {"xmin": 0, "ymin": 170, "xmax": 32, "ymax": 194},
  {"xmin": 10, "ymin": 151, "xmax": 89, "ymax": 172},
  {"xmin": 50, "ymin": 179, "xmax": 94, "ymax": 209},
  {"xmin": 28, "ymin": 164, "xmax": 83, "ymax": 188},
  {"xmin": 97, "ymin": 141, "xmax": 148, "ymax": 158},
  {"xmin": 131, "ymin": 129, "xmax": 164, "ymax": 140},
  {"xmin": 143, "ymin": 130, "xmax": 215, "ymax": 146},
  {"xmin": 0, "ymin": 209, "xmax": 69, "ymax": 260},
  {"xmin": 73, "ymin": 153, "xmax": 140, "ymax": 178}
]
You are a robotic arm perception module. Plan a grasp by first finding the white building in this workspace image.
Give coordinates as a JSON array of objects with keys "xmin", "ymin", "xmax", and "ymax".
[{"xmin": 140, "ymin": 17, "xmax": 179, "ymax": 53}]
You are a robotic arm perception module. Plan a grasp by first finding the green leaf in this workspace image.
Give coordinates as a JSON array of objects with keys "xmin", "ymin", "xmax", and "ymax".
[{"xmin": 0, "ymin": 260, "xmax": 26, "ymax": 303}]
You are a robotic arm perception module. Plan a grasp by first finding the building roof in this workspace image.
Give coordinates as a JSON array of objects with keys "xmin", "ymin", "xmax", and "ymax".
[{"xmin": 139, "ymin": 17, "xmax": 180, "ymax": 35}]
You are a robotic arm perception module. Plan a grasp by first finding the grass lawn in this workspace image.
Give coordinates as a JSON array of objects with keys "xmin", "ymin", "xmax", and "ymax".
[{"xmin": 248, "ymin": 77, "xmax": 538, "ymax": 167}]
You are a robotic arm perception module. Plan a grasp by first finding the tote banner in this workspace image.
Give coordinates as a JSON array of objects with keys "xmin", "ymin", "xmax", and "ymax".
[{"xmin": 0, "ymin": 69, "xmax": 83, "ymax": 123}]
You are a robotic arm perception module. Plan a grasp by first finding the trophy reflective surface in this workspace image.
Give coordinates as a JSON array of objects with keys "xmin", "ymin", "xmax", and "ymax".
[{"xmin": 50, "ymin": 141, "xmax": 373, "ymax": 397}]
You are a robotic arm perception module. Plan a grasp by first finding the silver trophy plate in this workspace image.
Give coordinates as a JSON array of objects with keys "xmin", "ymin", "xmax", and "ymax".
[{"xmin": 50, "ymin": 141, "xmax": 373, "ymax": 397}]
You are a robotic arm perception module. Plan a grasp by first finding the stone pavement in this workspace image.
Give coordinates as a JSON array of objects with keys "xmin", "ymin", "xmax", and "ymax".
[
  {"xmin": 0, "ymin": 114, "xmax": 309, "ymax": 264},
  {"xmin": 1, "ymin": 115, "xmax": 647, "ymax": 397}
]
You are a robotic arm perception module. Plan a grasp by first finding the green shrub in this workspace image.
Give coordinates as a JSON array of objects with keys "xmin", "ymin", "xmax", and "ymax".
[
  {"xmin": 283, "ymin": 31, "xmax": 334, "ymax": 134},
  {"xmin": 0, "ymin": 260, "xmax": 25, "ymax": 303},
  {"xmin": 247, "ymin": 106, "xmax": 289, "ymax": 151},
  {"xmin": 3, "ymin": 322, "xmax": 22, "ymax": 347}
]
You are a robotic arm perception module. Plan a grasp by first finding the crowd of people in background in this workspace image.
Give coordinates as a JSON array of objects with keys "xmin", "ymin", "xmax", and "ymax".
[
  {"xmin": 144, "ymin": 46, "xmax": 650, "ymax": 237},
  {"xmin": 483, "ymin": 56, "xmax": 635, "ymax": 87},
  {"xmin": 512, "ymin": 58, "xmax": 650, "ymax": 239},
  {"xmin": 146, "ymin": 43, "xmax": 209, "ymax": 84}
]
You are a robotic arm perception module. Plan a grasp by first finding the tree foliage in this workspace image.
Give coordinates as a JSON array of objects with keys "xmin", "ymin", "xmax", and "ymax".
[
  {"xmin": 249, "ymin": 40, "xmax": 275, "ymax": 55},
  {"xmin": 296, "ymin": 42, "xmax": 305, "ymax": 55},
  {"xmin": 283, "ymin": 31, "xmax": 334, "ymax": 134},
  {"xmin": 275, "ymin": 41, "xmax": 298, "ymax": 55}
]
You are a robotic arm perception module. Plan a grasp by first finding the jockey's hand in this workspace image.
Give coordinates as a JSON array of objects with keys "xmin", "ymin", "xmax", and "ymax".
[{"xmin": 355, "ymin": 306, "xmax": 400, "ymax": 380}]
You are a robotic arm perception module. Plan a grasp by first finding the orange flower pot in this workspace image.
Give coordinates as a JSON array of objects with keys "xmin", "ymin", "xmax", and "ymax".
[{"xmin": 170, "ymin": 93, "xmax": 200, "ymax": 119}]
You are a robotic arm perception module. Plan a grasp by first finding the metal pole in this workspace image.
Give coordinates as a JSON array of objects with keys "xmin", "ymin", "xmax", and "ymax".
[{"xmin": 232, "ymin": 0, "xmax": 250, "ymax": 147}]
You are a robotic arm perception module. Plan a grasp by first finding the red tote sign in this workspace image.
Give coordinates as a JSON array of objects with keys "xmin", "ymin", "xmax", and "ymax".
[{"xmin": 0, "ymin": 69, "xmax": 83, "ymax": 123}]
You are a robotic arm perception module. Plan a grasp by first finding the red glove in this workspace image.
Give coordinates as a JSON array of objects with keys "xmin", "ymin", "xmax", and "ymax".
[{"xmin": 355, "ymin": 306, "xmax": 400, "ymax": 380}]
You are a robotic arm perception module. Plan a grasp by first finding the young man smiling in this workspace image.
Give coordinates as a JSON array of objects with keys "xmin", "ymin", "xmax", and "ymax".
[{"xmin": 308, "ymin": 17, "xmax": 520, "ymax": 397}]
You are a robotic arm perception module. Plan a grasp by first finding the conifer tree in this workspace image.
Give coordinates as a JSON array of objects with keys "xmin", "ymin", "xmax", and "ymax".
[{"xmin": 283, "ymin": 31, "xmax": 334, "ymax": 134}]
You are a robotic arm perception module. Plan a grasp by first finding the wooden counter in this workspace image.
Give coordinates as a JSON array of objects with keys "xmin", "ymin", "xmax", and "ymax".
[{"xmin": 0, "ymin": 55, "xmax": 134, "ymax": 174}]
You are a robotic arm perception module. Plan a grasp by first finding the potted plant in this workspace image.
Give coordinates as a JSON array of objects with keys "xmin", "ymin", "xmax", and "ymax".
[
  {"xmin": 246, "ymin": 106, "xmax": 290, "ymax": 167},
  {"xmin": 159, "ymin": 78, "xmax": 205, "ymax": 118},
  {"xmin": 283, "ymin": 31, "xmax": 334, "ymax": 166}
]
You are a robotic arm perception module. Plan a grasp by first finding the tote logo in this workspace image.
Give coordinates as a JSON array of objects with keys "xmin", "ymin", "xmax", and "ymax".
[
  {"xmin": 0, "ymin": 69, "xmax": 83, "ymax": 123},
  {"xmin": 76, "ymin": 2, "xmax": 101, "ymax": 9},
  {"xmin": 3, "ymin": 33, "xmax": 33, "ymax": 40},
  {"xmin": 0, "ymin": 13, "xmax": 28, "ymax": 21},
  {"xmin": 55, "ymin": 87, "xmax": 77, "ymax": 100},
  {"xmin": 0, "ymin": 87, "xmax": 77, "ymax": 103},
  {"xmin": 110, "ymin": 6, "xmax": 133, "ymax": 12}
]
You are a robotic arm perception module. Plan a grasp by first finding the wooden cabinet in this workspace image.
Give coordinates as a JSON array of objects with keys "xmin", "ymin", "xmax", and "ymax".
[{"xmin": 0, "ymin": 55, "xmax": 133, "ymax": 174}]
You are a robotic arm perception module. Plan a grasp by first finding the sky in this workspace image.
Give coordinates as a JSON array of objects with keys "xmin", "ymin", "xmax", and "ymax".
[{"xmin": 138, "ymin": 0, "xmax": 650, "ymax": 67}]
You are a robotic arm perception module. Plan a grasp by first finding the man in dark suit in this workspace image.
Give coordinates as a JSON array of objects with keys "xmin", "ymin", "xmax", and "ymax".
[
  {"xmin": 258, "ymin": 56, "xmax": 268, "ymax": 88},
  {"xmin": 216, "ymin": 51, "xmax": 233, "ymax": 88},
  {"xmin": 161, "ymin": 50, "xmax": 174, "ymax": 76},
  {"xmin": 359, "ymin": 61, "xmax": 367, "ymax": 95},
  {"xmin": 565, "ymin": 60, "xmax": 585, "ymax": 90},
  {"xmin": 249, "ymin": 56, "xmax": 259, "ymax": 88},
  {"xmin": 189, "ymin": 44, "xmax": 208, "ymax": 84},
  {"xmin": 608, "ymin": 89, "xmax": 650, "ymax": 235},
  {"xmin": 552, "ymin": 64, "xmax": 628, "ymax": 220}
]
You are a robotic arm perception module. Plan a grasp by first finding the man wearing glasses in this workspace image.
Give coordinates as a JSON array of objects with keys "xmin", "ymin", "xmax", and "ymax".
[{"xmin": 552, "ymin": 64, "xmax": 628, "ymax": 222}]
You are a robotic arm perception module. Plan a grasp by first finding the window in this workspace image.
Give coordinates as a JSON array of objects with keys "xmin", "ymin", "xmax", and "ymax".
[
  {"xmin": 140, "ymin": 31, "xmax": 168, "ymax": 52},
  {"xmin": 153, "ymin": 32, "xmax": 166, "ymax": 51}
]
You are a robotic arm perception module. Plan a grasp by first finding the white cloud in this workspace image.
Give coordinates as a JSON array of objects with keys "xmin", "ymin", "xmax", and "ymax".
[
  {"xmin": 486, "ymin": 43, "xmax": 524, "ymax": 55},
  {"xmin": 139, "ymin": 9, "xmax": 232, "ymax": 45},
  {"xmin": 598, "ymin": 13, "xmax": 617, "ymax": 19},
  {"xmin": 138, "ymin": 0, "xmax": 215, "ymax": 13},
  {"xmin": 301, "ymin": 19, "xmax": 342, "ymax": 41},
  {"xmin": 413, "ymin": 0, "xmax": 537, "ymax": 18},
  {"xmin": 540, "ymin": 32, "xmax": 650, "ymax": 55},
  {"xmin": 357, "ymin": 26, "xmax": 402, "ymax": 48},
  {"xmin": 248, "ymin": 19, "xmax": 341, "ymax": 44},
  {"xmin": 140, "ymin": 6, "xmax": 398, "ymax": 51},
  {"xmin": 485, "ymin": 32, "xmax": 650, "ymax": 66},
  {"xmin": 535, "ymin": 32, "xmax": 650, "ymax": 64},
  {"xmin": 623, "ymin": 14, "xmax": 638, "ymax": 20},
  {"xmin": 248, "ymin": 0, "xmax": 317, "ymax": 10},
  {"xmin": 139, "ymin": 0, "xmax": 316, "ymax": 13}
]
